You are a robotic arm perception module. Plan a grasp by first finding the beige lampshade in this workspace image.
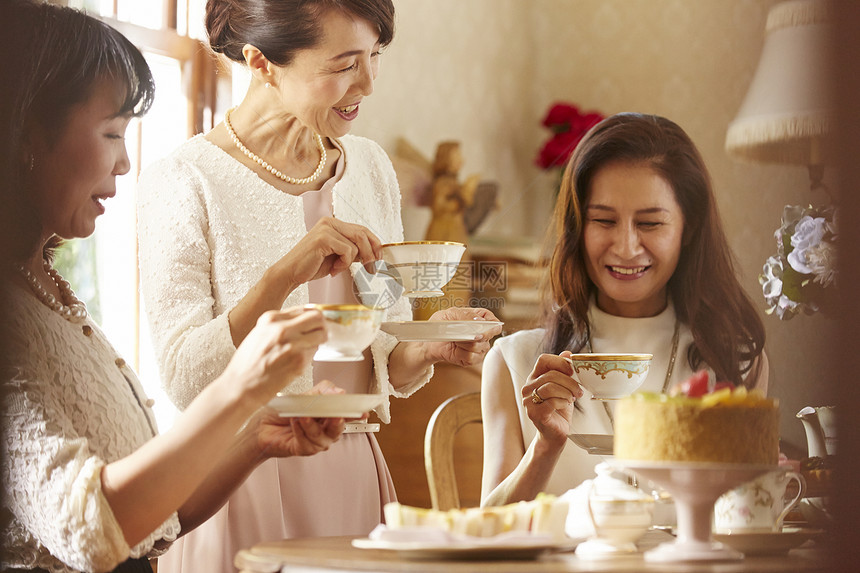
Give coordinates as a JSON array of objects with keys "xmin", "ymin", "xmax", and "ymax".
[{"xmin": 725, "ymin": 0, "xmax": 834, "ymax": 165}]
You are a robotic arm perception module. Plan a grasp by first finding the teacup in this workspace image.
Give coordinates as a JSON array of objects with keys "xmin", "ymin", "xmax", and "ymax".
[
  {"xmin": 565, "ymin": 353, "xmax": 652, "ymax": 400},
  {"xmin": 306, "ymin": 304, "xmax": 383, "ymax": 362},
  {"xmin": 714, "ymin": 468, "xmax": 806, "ymax": 533},
  {"xmin": 380, "ymin": 241, "xmax": 466, "ymax": 298}
]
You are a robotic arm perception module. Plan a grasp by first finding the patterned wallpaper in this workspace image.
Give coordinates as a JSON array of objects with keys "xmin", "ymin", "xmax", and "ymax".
[{"xmin": 353, "ymin": 0, "xmax": 833, "ymax": 450}]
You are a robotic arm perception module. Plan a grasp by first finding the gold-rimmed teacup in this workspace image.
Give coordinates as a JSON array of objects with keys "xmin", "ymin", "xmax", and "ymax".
[
  {"xmin": 306, "ymin": 304, "xmax": 383, "ymax": 362},
  {"xmin": 565, "ymin": 353, "xmax": 652, "ymax": 400},
  {"xmin": 380, "ymin": 241, "xmax": 466, "ymax": 298}
]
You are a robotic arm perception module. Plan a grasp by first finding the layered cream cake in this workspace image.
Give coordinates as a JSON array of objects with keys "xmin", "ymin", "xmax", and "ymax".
[
  {"xmin": 614, "ymin": 378, "xmax": 779, "ymax": 464},
  {"xmin": 383, "ymin": 494, "xmax": 569, "ymax": 541}
]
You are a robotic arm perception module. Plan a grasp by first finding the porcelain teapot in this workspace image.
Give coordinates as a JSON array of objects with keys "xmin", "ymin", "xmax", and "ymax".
[{"xmin": 796, "ymin": 405, "xmax": 836, "ymax": 458}]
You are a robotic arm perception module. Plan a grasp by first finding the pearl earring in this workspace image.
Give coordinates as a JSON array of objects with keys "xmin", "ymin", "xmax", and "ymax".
[{"xmin": 265, "ymin": 82, "xmax": 272, "ymax": 89}]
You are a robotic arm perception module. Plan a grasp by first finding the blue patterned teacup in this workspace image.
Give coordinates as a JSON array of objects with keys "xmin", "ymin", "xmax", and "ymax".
[{"xmin": 565, "ymin": 353, "xmax": 652, "ymax": 400}]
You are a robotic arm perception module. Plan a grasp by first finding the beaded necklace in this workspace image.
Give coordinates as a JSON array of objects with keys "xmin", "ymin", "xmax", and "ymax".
[
  {"xmin": 16, "ymin": 261, "xmax": 87, "ymax": 323},
  {"xmin": 16, "ymin": 260, "xmax": 157, "ymax": 436},
  {"xmin": 224, "ymin": 107, "xmax": 327, "ymax": 185}
]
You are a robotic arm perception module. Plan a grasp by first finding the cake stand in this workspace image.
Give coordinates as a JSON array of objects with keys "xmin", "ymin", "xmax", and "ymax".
[{"xmin": 617, "ymin": 461, "xmax": 774, "ymax": 563}]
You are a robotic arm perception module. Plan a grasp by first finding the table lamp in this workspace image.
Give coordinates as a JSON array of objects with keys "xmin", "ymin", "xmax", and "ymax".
[{"xmin": 725, "ymin": 0, "xmax": 833, "ymax": 192}]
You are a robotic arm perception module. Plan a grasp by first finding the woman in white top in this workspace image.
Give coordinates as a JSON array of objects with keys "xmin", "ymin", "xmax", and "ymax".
[
  {"xmin": 481, "ymin": 113, "xmax": 769, "ymax": 506},
  {"xmin": 136, "ymin": 1, "xmax": 500, "ymax": 570}
]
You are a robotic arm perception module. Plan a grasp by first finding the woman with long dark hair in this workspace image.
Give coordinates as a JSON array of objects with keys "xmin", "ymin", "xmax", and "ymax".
[
  {"xmin": 0, "ymin": 3, "xmax": 343, "ymax": 571},
  {"xmin": 481, "ymin": 113, "xmax": 768, "ymax": 506}
]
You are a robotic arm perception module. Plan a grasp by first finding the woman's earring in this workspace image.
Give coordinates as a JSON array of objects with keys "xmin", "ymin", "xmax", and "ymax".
[
  {"xmin": 29, "ymin": 154, "xmax": 35, "ymax": 172},
  {"xmin": 265, "ymin": 82, "xmax": 272, "ymax": 89}
]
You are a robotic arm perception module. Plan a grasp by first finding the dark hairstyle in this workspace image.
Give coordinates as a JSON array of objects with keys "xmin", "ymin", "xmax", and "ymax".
[
  {"xmin": 541, "ymin": 113, "xmax": 765, "ymax": 388},
  {"xmin": 206, "ymin": 0, "xmax": 395, "ymax": 66},
  {"xmin": 0, "ymin": 0, "xmax": 155, "ymax": 264}
]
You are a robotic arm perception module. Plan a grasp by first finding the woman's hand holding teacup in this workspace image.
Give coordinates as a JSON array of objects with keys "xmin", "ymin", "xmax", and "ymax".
[
  {"xmin": 221, "ymin": 306, "xmax": 327, "ymax": 405},
  {"xmin": 274, "ymin": 217, "xmax": 383, "ymax": 292},
  {"xmin": 422, "ymin": 307, "xmax": 503, "ymax": 367},
  {"xmin": 521, "ymin": 351, "xmax": 584, "ymax": 446}
]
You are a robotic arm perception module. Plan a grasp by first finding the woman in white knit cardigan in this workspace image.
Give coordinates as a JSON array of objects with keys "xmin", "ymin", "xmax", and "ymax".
[{"xmin": 136, "ymin": 1, "xmax": 501, "ymax": 571}]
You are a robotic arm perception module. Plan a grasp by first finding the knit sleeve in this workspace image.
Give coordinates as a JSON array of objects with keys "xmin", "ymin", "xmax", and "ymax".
[
  {"xmin": 3, "ymin": 378, "xmax": 128, "ymax": 571},
  {"xmin": 137, "ymin": 151, "xmax": 237, "ymax": 411},
  {"xmin": 1, "ymin": 329, "xmax": 179, "ymax": 572}
]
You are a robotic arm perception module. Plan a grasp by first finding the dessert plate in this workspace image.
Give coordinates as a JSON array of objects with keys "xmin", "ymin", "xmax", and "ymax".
[
  {"xmin": 713, "ymin": 527, "xmax": 822, "ymax": 556},
  {"xmin": 351, "ymin": 536, "xmax": 577, "ymax": 561},
  {"xmin": 567, "ymin": 433, "xmax": 614, "ymax": 455},
  {"xmin": 268, "ymin": 393, "xmax": 385, "ymax": 418},
  {"xmin": 380, "ymin": 320, "xmax": 503, "ymax": 342}
]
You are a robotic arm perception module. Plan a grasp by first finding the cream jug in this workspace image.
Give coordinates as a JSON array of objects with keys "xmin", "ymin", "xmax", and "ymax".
[{"xmin": 796, "ymin": 406, "xmax": 836, "ymax": 457}]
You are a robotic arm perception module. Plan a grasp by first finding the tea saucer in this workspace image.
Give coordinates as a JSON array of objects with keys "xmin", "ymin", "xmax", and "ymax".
[
  {"xmin": 268, "ymin": 393, "xmax": 385, "ymax": 418},
  {"xmin": 712, "ymin": 527, "xmax": 822, "ymax": 556},
  {"xmin": 380, "ymin": 320, "xmax": 503, "ymax": 342}
]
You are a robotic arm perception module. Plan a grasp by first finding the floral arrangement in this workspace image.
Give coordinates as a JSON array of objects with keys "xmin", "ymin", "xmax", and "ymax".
[
  {"xmin": 535, "ymin": 102, "xmax": 604, "ymax": 170},
  {"xmin": 760, "ymin": 204, "xmax": 838, "ymax": 319}
]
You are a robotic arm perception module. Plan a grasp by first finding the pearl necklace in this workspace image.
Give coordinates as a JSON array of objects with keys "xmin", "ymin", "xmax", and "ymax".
[
  {"xmin": 224, "ymin": 107, "xmax": 327, "ymax": 185},
  {"xmin": 16, "ymin": 261, "xmax": 88, "ymax": 323},
  {"xmin": 18, "ymin": 263, "xmax": 156, "ymax": 435}
]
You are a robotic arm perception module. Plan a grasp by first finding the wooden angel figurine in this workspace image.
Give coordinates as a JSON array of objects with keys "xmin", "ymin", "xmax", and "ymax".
[{"xmin": 424, "ymin": 141, "xmax": 481, "ymax": 245}]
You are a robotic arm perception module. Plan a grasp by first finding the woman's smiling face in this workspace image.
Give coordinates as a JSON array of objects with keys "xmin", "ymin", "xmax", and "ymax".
[
  {"xmin": 583, "ymin": 161, "xmax": 685, "ymax": 318},
  {"xmin": 272, "ymin": 9, "xmax": 382, "ymax": 138},
  {"xmin": 29, "ymin": 78, "xmax": 131, "ymax": 242}
]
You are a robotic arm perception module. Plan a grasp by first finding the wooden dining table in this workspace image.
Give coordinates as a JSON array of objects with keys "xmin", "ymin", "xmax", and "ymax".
[{"xmin": 234, "ymin": 530, "xmax": 831, "ymax": 573}]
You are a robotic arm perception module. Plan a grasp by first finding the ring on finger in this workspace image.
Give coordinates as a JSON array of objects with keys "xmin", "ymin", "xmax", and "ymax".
[{"xmin": 531, "ymin": 388, "xmax": 545, "ymax": 405}]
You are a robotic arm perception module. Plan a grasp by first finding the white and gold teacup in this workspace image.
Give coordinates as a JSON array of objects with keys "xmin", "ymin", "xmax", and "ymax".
[
  {"xmin": 379, "ymin": 241, "xmax": 466, "ymax": 298},
  {"xmin": 306, "ymin": 304, "xmax": 383, "ymax": 362}
]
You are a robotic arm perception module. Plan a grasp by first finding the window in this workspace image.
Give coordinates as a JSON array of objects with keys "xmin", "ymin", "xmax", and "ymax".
[{"xmin": 54, "ymin": 0, "xmax": 223, "ymax": 430}]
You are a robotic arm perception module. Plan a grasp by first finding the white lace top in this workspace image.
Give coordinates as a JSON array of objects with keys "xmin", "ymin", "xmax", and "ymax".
[
  {"xmin": 1, "ymin": 287, "xmax": 180, "ymax": 572},
  {"xmin": 137, "ymin": 134, "xmax": 429, "ymax": 422}
]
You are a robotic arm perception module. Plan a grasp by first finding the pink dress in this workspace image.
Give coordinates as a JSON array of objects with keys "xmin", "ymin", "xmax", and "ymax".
[{"xmin": 157, "ymin": 144, "xmax": 396, "ymax": 573}]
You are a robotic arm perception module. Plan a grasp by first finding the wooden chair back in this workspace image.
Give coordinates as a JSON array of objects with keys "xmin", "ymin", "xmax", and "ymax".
[{"xmin": 423, "ymin": 391, "xmax": 483, "ymax": 511}]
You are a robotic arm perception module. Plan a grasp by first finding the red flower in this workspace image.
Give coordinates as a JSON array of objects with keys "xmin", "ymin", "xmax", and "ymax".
[
  {"xmin": 542, "ymin": 103, "xmax": 582, "ymax": 129},
  {"xmin": 537, "ymin": 131, "xmax": 581, "ymax": 169},
  {"xmin": 536, "ymin": 102, "xmax": 604, "ymax": 170}
]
